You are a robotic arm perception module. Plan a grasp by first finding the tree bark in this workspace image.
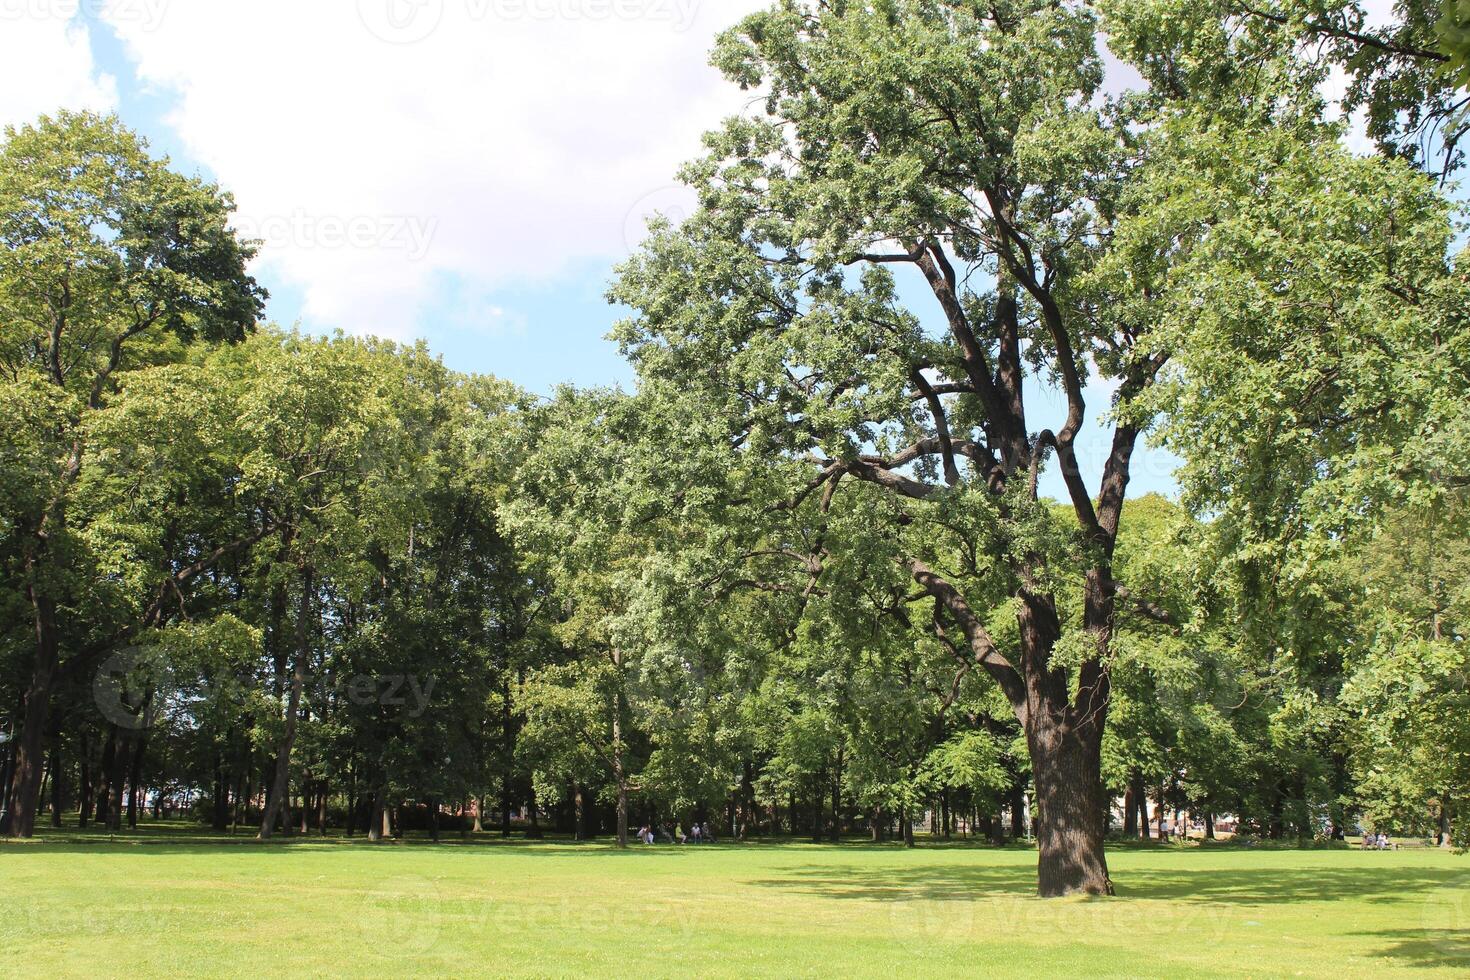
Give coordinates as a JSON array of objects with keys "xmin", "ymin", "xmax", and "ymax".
[
  {"xmin": 7, "ymin": 579, "xmax": 60, "ymax": 838},
  {"xmin": 367, "ymin": 787, "xmax": 386, "ymax": 842},
  {"xmin": 77, "ymin": 731, "xmax": 92, "ymax": 829},
  {"xmin": 48, "ymin": 741, "xmax": 64, "ymax": 828},
  {"xmin": 1028, "ymin": 706, "xmax": 1112, "ymax": 897},
  {"xmin": 259, "ymin": 564, "xmax": 312, "ymax": 840}
]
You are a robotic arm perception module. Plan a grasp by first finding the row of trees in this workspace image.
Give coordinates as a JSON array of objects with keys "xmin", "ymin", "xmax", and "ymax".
[{"xmin": 2, "ymin": 1, "xmax": 1468, "ymax": 897}]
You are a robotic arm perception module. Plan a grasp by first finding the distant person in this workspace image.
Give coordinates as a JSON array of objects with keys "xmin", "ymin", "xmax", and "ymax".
[{"xmin": 690, "ymin": 823, "xmax": 702, "ymax": 843}]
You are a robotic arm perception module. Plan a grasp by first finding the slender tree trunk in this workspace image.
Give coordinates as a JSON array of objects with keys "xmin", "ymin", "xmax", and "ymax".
[
  {"xmin": 48, "ymin": 741, "xmax": 64, "ymax": 828},
  {"xmin": 127, "ymin": 712, "xmax": 150, "ymax": 830},
  {"xmin": 473, "ymin": 795, "xmax": 484, "ymax": 834},
  {"xmin": 259, "ymin": 565, "xmax": 312, "ymax": 840},
  {"xmin": 1204, "ymin": 811, "xmax": 1215, "ymax": 840},
  {"xmin": 77, "ymin": 732, "xmax": 92, "ymax": 829},
  {"xmin": 612, "ymin": 667, "xmax": 629, "ymax": 848},
  {"xmin": 1440, "ymin": 796, "xmax": 1454, "ymax": 849},
  {"xmin": 95, "ymin": 727, "xmax": 117, "ymax": 827},
  {"xmin": 830, "ymin": 756, "xmax": 842, "ymax": 843},
  {"xmin": 613, "ymin": 748, "xmax": 629, "ymax": 848}
]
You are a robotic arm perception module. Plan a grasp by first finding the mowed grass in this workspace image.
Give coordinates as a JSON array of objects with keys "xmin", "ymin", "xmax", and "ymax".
[{"xmin": 2, "ymin": 825, "xmax": 1467, "ymax": 978}]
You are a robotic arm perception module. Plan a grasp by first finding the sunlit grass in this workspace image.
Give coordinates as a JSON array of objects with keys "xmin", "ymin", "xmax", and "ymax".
[{"xmin": 3, "ymin": 823, "xmax": 1466, "ymax": 977}]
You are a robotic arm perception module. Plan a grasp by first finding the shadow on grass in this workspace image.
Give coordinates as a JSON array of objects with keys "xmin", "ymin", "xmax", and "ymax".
[
  {"xmin": 1359, "ymin": 929, "xmax": 1470, "ymax": 970},
  {"xmin": 744, "ymin": 862, "xmax": 1467, "ymax": 908}
]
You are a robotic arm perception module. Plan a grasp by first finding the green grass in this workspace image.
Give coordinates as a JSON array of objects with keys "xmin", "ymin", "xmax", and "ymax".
[{"xmin": 3, "ymin": 824, "xmax": 1467, "ymax": 977}]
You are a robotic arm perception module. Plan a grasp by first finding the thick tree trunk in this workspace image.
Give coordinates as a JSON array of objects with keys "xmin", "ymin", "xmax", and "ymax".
[
  {"xmin": 367, "ymin": 788, "xmax": 386, "ymax": 842},
  {"xmin": 259, "ymin": 565, "xmax": 312, "ymax": 840},
  {"xmin": 106, "ymin": 731, "xmax": 126, "ymax": 832},
  {"xmin": 1440, "ymin": 796, "xmax": 1453, "ymax": 848},
  {"xmin": 7, "ymin": 581, "xmax": 60, "ymax": 839},
  {"xmin": 1029, "ymin": 714, "xmax": 1112, "ymax": 897}
]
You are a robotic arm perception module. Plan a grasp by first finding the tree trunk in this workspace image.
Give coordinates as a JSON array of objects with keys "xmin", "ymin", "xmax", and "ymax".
[
  {"xmin": 1204, "ymin": 811, "xmax": 1215, "ymax": 840},
  {"xmin": 473, "ymin": 795, "xmax": 483, "ymax": 834},
  {"xmin": 7, "ymin": 580, "xmax": 60, "ymax": 838},
  {"xmin": 1440, "ymin": 796, "xmax": 1453, "ymax": 849},
  {"xmin": 106, "ymin": 730, "xmax": 127, "ymax": 832},
  {"xmin": 367, "ymin": 788, "xmax": 386, "ymax": 842},
  {"xmin": 212, "ymin": 751, "xmax": 230, "ymax": 831},
  {"xmin": 48, "ymin": 741, "xmax": 64, "ymax": 828},
  {"xmin": 612, "ymin": 676, "xmax": 629, "ymax": 849},
  {"xmin": 127, "ymin": 713, "xmax": 150, "ymax": 830},
  {"xmin": 95, "ymin": 726, "xmax": 117, "ymax": 828},
  {"xmin": 259, "ymin": 565, "xmax": 312, "ymax": 840},
  {"xmin": 77, "ymin": 732, "xmax": 92, "ymax": 829},
  {"xmin": 830, "ymin": 751, "xmax": 843, "ymax": 843},
  {"xmin": 1029, "ymin": 711, "xmax": 1113, "ymax": 897}
]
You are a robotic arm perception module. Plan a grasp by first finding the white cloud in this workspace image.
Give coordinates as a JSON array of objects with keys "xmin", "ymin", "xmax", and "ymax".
[
  {"xmin": 0, "ymin": 14, "xmax": 115, "ymax": 130},
  {"xmin": 101, "ymin": 0, "xmax": 770, "ymax": 339}
]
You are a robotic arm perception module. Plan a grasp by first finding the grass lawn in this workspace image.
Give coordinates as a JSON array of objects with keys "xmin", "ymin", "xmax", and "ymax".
[{"xmin": 2, "ymin": 825, "xmax": 1466, "ymax": 977}]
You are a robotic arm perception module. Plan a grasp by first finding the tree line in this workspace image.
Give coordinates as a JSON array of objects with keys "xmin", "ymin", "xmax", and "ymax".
[{"xmin": 2, "ymin": 1, "xmax": 1468, "ymax": 898}]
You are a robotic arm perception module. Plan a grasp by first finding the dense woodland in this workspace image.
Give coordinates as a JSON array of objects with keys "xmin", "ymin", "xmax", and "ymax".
[{"xmin": 3, "ymin": 0, "xmax": 1469, "ymax": 897}]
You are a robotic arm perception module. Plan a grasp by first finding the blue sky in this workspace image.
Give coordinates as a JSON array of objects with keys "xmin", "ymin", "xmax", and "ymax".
[{"xmin": 7, "ymin": 2, "xmax": 1182, "ymax": 499}]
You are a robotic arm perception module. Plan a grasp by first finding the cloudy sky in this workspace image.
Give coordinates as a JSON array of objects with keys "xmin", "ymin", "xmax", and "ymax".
[{"xmin": 20, "ymin": 0, "xmax": 1412, "ymax": 497}]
